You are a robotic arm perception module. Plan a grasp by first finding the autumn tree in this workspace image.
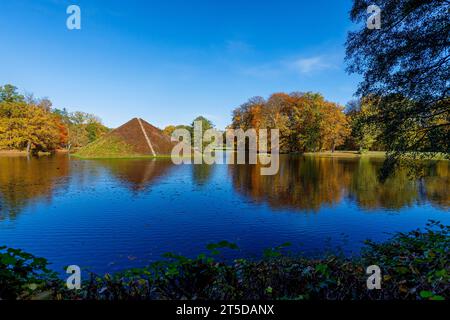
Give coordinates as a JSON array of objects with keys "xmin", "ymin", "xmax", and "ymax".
[
  {"xmin": 230, "ymin": 92, "xmax": 350, "ymax": 153},
  {"xmin": 290, "ymin": 93, "xmax": 325, "ymax": 152},
  {"xmin": 26, "ymin": 97, "xmax": 68, "ymax": 149},
  {"xmin": 320, "ymin": 102, "xmax": 351, "ymax": 152},
  {"xmin": 0, "ymin": 101, "xmax": 61, "ymax": 153},
  {"xmin": 0, "ymin": 85, "xmax": 108, "ymax": 152},
  {"xmin": 263, "ymin": 94, "xmax": 292, "ymax": 153},
  {"xmin": 232, "ymin": 96, "xmax": 266, "ymax": 131},
  {"xmin": 162, "ymin": 125, "xmax": 177, "ymax": 136}
]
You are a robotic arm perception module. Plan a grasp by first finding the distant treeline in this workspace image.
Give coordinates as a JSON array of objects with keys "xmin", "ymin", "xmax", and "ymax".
[
  {"xmin": 0, "ymin": 84, "xmax": 109, "ymax": 154},
  {"xmin": 160, "ymin": 94, "xmax": 384, "ymax": 154},
  {"xmin": 228, "ymin": 92, "xmax": 383, "ymax": 153}
]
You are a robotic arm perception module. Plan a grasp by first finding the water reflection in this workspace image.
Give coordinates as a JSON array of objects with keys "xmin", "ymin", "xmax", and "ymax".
[
  {"xmin": 92, "ymin": 159, "xmax": 175, "ymax": 191},
  {"xmin": 0, "ymin": 155, "xmax": 448, "ymax": 220},
  {"xmin": 229, "ymin": 156, "xmax": 449, "ymax": 211},
  {"xmin": 0, "ymin": 154, "xmax": 448, "ymax": 273},
  {"xmin": 0, "ymin": 155, "xmax": 70, "ymax": 219},
  {"xmin": 192, "ymin": 164, "xmax": 215, "ymax": 186},
  {"xmin": 422, "ymin": 163, "xmax": 450, "ymax": 208},
  {"xmin": 0, "ymin": 156, "xmax": 177, "ymax": 218}
]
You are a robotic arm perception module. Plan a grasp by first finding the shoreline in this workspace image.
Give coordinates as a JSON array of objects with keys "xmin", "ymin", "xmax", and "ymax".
[
  {"xmin": 2, "ymin": 149, "xmax": 448, "ymax": 161},
  {"xmin": 0, "ymin": 149, "xmax": 69, "ymax": 157},
  {"xmin": 72, "ymin": 150, "xmax": 387, "ymax": 160},
  {"xmin": 303, "ymin": 151, "xmax": 386, "ymax": 158}
]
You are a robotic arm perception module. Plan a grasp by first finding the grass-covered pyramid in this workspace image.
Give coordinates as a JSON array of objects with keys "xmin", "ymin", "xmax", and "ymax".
[{"xmin": 75, "ymin": 118, "xmax": 176, "ymax": 158}]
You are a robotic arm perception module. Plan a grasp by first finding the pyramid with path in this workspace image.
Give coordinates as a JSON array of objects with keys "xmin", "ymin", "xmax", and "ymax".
[{"xmin": 76, "ymin": 118, "xmax": 177, "ymax": 158}]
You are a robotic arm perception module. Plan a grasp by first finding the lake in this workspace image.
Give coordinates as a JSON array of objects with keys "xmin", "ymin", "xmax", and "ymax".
[{"xmin": 0, "ymin": 154, "xmax": 448, "ymax": 275}]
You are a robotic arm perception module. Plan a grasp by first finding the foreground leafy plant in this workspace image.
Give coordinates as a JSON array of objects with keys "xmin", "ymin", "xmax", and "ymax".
[
  {"xmin": 362, "ymin": 221, "xmax": 449, "ymax": 300},
  {"xmin": 0, "ymin": 246, "xmax": 57, "ymax": 299},
  {"xmin": 1, "ymin": 222, "xmax": 448, "ymax": 300}
]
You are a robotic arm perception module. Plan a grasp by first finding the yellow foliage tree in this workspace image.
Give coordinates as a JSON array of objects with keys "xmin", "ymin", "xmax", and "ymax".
[{"xmin": 0, "ymin": 101, "xmax": 60, "ymax": 153}]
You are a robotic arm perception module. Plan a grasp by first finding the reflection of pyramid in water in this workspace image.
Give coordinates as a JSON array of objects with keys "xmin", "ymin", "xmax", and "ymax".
[
  {"xmin": 77, "ymin": 118, "xmax": 177, "ymax": 157},
  {"xmin": 96, "ymin": 159, "xmax": 175, "ymax": 191}
]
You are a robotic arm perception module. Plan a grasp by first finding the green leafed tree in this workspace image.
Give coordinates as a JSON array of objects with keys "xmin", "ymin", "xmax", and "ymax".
[
  {"xmin": 67, "ymin": 111, "xmax": 109, "ymax": 149},
  {"xmin": 0, "ymin": 84, "xmax": 25, "ymax": 103},
  {"xmin": 346, "ymin": 98, "xmax": 383, "ymax": 152},
  {"xmin": 345, "ymin": 0, "xmax": 450, "ymax": 178},
  {"xmin": 191, "ymin": 116, "xmax": 214, "ymax": 148}
]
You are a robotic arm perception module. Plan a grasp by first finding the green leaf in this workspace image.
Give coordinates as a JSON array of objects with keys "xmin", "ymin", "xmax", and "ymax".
[
  {"xmin": 206, "ymin": 241, "xmax": 238, "ymax": 251},
  {"xmin": 263, "ymin": 248, "xmax": 281, "ymax": 258},
  {"xmin": 420, "ymin": 290, "xmax": 433, "ymax": 298},
  {"xmin": 28, "ymin": 283, "xmax": 38, "ymax": 291},
  {"xmin": 435, "ymin": 269, "xmax": 447, "ymax": 278},
  {"xmin": 315, "ymin": 264, "xmax": 328, "ymax": 274},
  {"xmin": 395, "ymin": 266, "xmax": 409, "ymax": 274},
  {"xmin": 1, "ymin": 255, "xmax": 17, "ymax": 265}
]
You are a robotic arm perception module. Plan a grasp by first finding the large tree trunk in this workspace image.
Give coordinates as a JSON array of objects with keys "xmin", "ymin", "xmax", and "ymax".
[{"xmin": 26, "ymin": 141, "xmax": 31, "ymax": 154}]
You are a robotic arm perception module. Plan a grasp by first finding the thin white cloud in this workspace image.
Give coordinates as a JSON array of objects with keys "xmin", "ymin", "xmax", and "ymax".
[
  {"xmin": 289, "ymin": 56, "xmax": 333, "ymax": 74},
  {"xmin": 240, "ymin": 54, "xmax": 337, "ymax": 78}
]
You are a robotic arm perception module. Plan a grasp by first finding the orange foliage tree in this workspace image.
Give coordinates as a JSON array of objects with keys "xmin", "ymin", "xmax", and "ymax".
[{"xmin": 230, "ymin": 92, "xmax": 350, "ymax": 153}]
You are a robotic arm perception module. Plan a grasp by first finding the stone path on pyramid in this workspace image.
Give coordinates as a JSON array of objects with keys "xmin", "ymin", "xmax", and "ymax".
[{"xmin": 137, "ymin": 118, "xmax": 156, "ymax": 156}]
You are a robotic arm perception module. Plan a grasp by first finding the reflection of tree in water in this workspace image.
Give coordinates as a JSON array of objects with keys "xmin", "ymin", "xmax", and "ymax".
[
  {"xmin": 192, "ymin": 164, "xmax": 215, "ymax": 186},
  {"xmin": 349, "ymin": 159, "xmax": 449, "ymax": 210},
  {"xmin": 94, "ymin": 159, "xmax": 175, "ymax": 192},
  {"xmin": 422, "ymin": 162, "xmax": 449, "ymax": 210},
  {"xmin": 349, "ymin": 158, "xmax": 419, "ymax": 210},
  {"xmin": 230, "ymin": 156, "xmax": 449, "ymax": 212},
  {"xmin": 230, "ymin": 156, "xmax": 352, "ymax": 212},
  {"xmin": 0, "ymin": 155, "xmax": 70, "ymax": 219}
]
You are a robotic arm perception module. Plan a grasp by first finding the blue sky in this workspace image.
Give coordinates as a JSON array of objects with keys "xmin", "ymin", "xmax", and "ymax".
[{"xmin": 0, "ymin": 0, "xmax": 361, "ymax": 129}]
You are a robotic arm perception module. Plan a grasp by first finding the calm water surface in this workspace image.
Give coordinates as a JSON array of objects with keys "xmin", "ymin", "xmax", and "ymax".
[{"xmin": 0, "ymin": 154, "xmax": 448, "ymax": 275}]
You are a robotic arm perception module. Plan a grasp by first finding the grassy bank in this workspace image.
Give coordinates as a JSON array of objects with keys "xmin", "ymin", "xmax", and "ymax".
[
  {"xmin": 73, "ymin": 150, "xmax": 387, "ymax": 160},
  {"xmin": 1, "ymin": 222, "xmax": 448, "ymax": 300},
  {"xmin": 0, "ymin": 150, "xmax": 54, "ymax": 157},
  {"xmin": 72, "ymin": 154, "xmax": 174, "ymax": 160},
  {"xmin": 0, "ymin": 150, "xmax": 29, "ymax": 156},
  {"xmin": 303, "ymin": 151, "xmax": 386, "ymax": 158},
  {"xmin": 73, "ymin": 135, "xmax": 139, "ymax": 158},
  {"xmin": 73, "ymin": 135, "xmax": 177, "ymax": 159}
]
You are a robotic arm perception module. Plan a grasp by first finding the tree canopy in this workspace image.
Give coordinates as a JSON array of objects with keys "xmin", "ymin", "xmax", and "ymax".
[
  {"xmin": 0, "ymin": 85, "xmax": 24, "ymax": 103},
  {"xmin": 0, "ymin": 84, "xmax": 109, "ymax": 153},
  {"xmin": 346, "ymin": 0, "xmax": 449, "ymax": 177},
  {"xmin": 230, "ymin": 92, "xmax": 350, "ymax": 153}
]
